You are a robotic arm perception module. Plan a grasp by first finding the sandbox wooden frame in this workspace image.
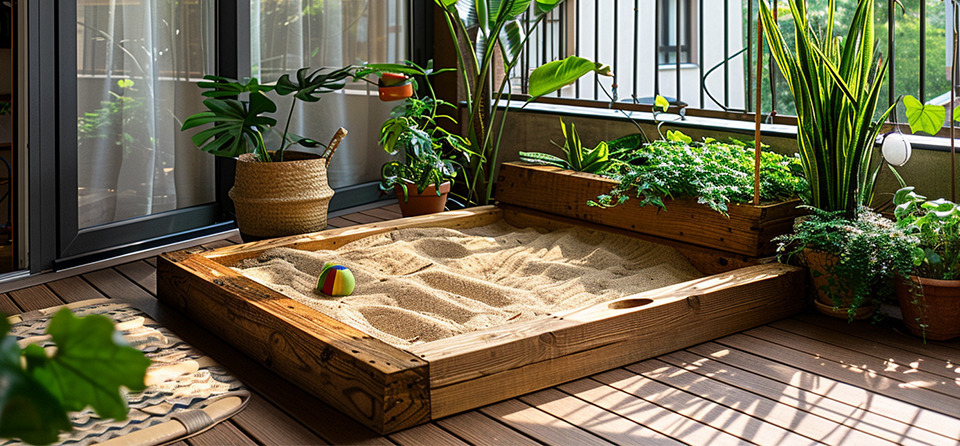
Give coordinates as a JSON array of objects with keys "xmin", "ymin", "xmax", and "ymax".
[{"xmin": 157, "ymin": 205, "xmax": 806, "ymax": 434}]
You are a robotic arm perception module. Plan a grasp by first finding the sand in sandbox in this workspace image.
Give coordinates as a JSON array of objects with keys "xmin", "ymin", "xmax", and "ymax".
[{"xmin": 235, "ymin": 221, "xmax": 703, "ymax": 348}]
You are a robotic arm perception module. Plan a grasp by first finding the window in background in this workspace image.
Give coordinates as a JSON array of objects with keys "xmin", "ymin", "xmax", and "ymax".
[
  {"xmin": 252, "ymin": 0, "xmax": 409, "ymax": 190},
  {"xmin": 657, "ymin": 0, "xmax": 694, "ymax": 65},
  {"xmin": 76, "ymin": 0, "xmax": 217, "ymax": 229}
]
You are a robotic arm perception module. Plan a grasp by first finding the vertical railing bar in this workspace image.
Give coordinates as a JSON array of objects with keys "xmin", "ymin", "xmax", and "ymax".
[
  {"xmin": 920, "ymin": 0, "xmax": 926, "ymax": 101},
  {"xmin": 559, "ymin": 7, "xmax": 566, "ymax": 97},
  {"xmin": 770, "ymin": 0, "xmax": 777, "ymax": 113},
  {"xmin": 634, "ymin": 0, "xmax": 640, "ymax": 99},
  {"xmin": 655, "ymin": 0, "xmax": 661, "ymax": 95},
  {"xmin": 746, "ymin": 0, "xmax": 753, "ymax": 112},
  {"xmin": 724, "ymin": 0, "xmax": 730, "ymax": 107},
  {"xmin": 523, "ymin": 9, "xmax": 530, "ymax": 93},
  {"xmin": 614, "ymin": 0, "xmax": 619, "ymax": 101},
  {"xmin": 676, "ymin": 0, "xmax": 682, "ymax": 102},
  {"xmin": 952, "ymin": 2, "xmax": 958, "ymax": 201},
  {"xmin": 700, "ymin": 0, "xmax": 706, "ymax": 108},
  {"xmin": 575, "ymin": 2, "xmax": 581, "ymax": 97},
  {"xmin": 595, "ymin": 0, "xmax": 600, "ymax": 100},
  {"xmin": 888, "ymin": 0, "xmax": 896, "ymax": 108}
]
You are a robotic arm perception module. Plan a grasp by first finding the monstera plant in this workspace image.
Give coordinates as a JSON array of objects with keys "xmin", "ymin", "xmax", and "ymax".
[{"xmin": 435, "ymin": 0, "xmax": 611, "ymax": 205}]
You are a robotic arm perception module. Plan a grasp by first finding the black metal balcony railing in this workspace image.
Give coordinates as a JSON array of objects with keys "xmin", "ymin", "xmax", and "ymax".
[{"xmin": 514, "ymin": 0, "xmax": 956, "ymax": 136}]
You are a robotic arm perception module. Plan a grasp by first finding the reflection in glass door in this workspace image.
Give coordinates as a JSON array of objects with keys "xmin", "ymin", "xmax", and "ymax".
[{"xmin": 76, "ymin": 0, "xmax": 217, "ymax": 229}]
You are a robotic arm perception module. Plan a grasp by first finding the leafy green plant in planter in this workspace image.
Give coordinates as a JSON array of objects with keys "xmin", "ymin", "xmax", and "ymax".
[
  {"xmin": 589, "ymin": 138, "xmax": 806, "ymax": 214},
  {"xmin": 435, "ymin": 0, "xmax": 611, "ymax": 205},
  {"xmin": 182, "ymin": 66, "xmax": 355, "ymax": 162},
  {"xmin": 357, "ymin": 61, "xmax": 472, "ymax": 215},
  {"xmin": 0, "ymin": 309, "xmax": 150, "ymax": 445},
  {"xmin": 892, "ymin": 187, "xmax": 960, "ymax": 340},
  {"xmin": 519, "ymin": 118, "xmax": 620, "ymax": 175},
  {"xmin": 181, "ymin": 66, "xmax": 355, "ymax": 238},
  {"xmin": 775, "ymin": 207, "xmax": 917, "ymax": 321}
]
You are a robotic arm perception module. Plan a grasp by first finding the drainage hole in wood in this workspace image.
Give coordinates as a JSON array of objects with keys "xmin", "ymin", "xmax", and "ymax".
[{"xmin": 608, "ymin": 298, "xmax": 654, "ymax": 310}]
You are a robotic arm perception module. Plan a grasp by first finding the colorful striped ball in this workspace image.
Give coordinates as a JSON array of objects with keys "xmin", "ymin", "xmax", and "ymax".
[{"xmin": 316, "ymin": 263, "xmax": 356, "ymax": 297}]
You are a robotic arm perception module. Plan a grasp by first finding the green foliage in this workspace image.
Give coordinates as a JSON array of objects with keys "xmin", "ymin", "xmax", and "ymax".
[
  {"xmin": 903, "ymin": 94, "xmax": 948, "ymax": 135},
  {"xmin": 526, "ymin": 56, "xmax": 611, "ymax": 99},
  {"xmin": 375, "ymin": 61, "xmax": 470, "ymax": 201},
  {"xmin": 435, "ymin": 0, "xmax": 609, "ymax": 205},
  {"xmin": 0, "ymin": 309, "xmax": 150, "ymax": 445},
  {"xmin": 893, "ymin": 187, "xmax": 960, "ymax": 280},
  {"xmin": 760, "ymin": 0, "xmax": 894, "ymax": 217},
  {"xmin": 181, "ymin": 67, "xmax": 353, "ymax": 162},
  {"xmin": 77, "ymin": 80, "xmax": 152, "ymax": 157},
  {"xmin": 590, "ymin": 139, "xmax": 807, "ymax": 214},
  {"xmin": 776, "ymin": 207, "xmax": 917, "ymax": 318},
  {"xmin": 519, "ymin": 118, "xmax": 618, "ymax": 174}
]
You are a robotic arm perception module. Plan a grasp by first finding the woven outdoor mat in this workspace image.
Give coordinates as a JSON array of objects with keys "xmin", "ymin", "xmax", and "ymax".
[{"xmin": 3, "ymin": 299, "xmax": 249, "ymax": 445}]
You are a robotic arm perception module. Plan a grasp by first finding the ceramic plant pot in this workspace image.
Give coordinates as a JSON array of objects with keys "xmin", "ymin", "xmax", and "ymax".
[
  {"xmin": 229, "ymin": 152, "xmax": 334, "ymax": 240},
  {"xmin": 804, "ymin": 248, "xmax": 876, "ymax": 320},
  {"xmin": 394, "ymin": 182, "xmax": 450, "ymax": 217},
  {"xmin": 896, "ymin": 275, "xmax": 960, "ymax": 341},
  {"xmin": 378, "ymin": 82, "xmax": 413, "ymax": 102}
]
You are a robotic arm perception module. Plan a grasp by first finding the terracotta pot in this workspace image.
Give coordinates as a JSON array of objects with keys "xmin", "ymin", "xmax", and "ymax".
[
  {"xmin": 378, "ymin": 82, "xmax": 414, "ymax": 102},
  {"xmin": 803, "ymin": 248, "xmax": 876, "ymax": 320},
  {"xmin": 229, "ymin": 152, "xmax": 334, "ymax": 239},
  {"xmin": 896, "ymin": 275, "xmax": 960, "ymax": 341},
  {"xmin": 394, "ymin": 182, "xmax": 450, "ymax": 217}
]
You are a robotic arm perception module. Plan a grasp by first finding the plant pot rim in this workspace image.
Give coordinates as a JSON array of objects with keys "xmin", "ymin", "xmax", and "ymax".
[{"xmin": 902, "ymin": 274, "xmax": 960, "ymax": 288}]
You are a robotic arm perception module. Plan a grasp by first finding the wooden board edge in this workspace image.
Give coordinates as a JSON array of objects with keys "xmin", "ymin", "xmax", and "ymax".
[
  {"xmin": 499, "ymin": 204, "xmax": 764, "ymax": 275},
  {"xmin": 425, "ymin": 265, "xmax": 807, "ymax": 418},
  {"xmin": 156, "ymin": 253, "xmax": 431, "ymax": 433},
  {"xmin": 413, "ymin": 263, "xmax": 806, "ymax": 389},
  {"xmin": 201, "ymin": 206, "xmax": 504, "ymax": 265}
]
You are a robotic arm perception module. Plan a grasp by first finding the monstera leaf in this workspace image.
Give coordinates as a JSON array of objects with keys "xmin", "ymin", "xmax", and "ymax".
[
  {"xmin": 275, "ymin": 66, "xmax": 354, "ymax": 102},
  {"xmin": 181, "ymin": 92, "xmax": 278, "ymax": 160}
]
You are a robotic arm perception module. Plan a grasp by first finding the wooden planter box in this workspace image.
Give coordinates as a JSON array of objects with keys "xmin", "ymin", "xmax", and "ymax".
[
  {"xmin": 157, "ymin": 206, "xmax": 806, "ymax": 434},
  {"xmin": 496, "ymin": 162, "xmax": 803, "ymax": 258}
]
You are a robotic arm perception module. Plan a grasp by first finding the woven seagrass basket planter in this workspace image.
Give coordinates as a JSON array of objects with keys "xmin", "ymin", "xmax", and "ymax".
[{"xmin": 229, "ymin": 152, "xmax": 334, "ymax": 239}]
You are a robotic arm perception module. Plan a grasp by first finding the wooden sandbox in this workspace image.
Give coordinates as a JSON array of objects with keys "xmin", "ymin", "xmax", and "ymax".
[{"xmin": 157, "ymin": 205, "xmax": 806, "ymax": 434}]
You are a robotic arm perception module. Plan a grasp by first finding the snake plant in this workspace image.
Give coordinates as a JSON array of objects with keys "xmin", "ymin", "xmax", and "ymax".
[{"xmin": 759, "ymin": 0, "xmax": 894, "ymax": 217}]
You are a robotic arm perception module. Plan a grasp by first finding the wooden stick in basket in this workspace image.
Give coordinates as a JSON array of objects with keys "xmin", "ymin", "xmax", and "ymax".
[{"xmin": 322, "ymin": 127, "xmax": 348, "ymax": 167}]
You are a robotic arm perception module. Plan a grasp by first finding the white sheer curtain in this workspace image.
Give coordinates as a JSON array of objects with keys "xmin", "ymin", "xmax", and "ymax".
[
  {"xmin": 76, "ymin": 0, "xmax": 216, "ymax": 228},
  {"xmin": 252, "ymin": 0, "xmax": 408, "ymax": 189}
]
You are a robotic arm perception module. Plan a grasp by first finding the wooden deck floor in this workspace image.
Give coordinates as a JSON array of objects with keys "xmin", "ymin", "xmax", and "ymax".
[{"xmin": 5, "ymin": 202, "xmax": 960, "ymax": 445}]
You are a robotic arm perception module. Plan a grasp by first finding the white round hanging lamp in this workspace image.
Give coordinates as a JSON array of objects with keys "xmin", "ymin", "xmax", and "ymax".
[{"xmin": 881, "ymin": 132, "xmax": 912, "ymax": 166}]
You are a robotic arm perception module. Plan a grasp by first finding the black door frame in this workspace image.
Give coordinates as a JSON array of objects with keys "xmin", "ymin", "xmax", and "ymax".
[{"xmin": 29, "ymin": 1, "xmax": 248, "ymax": 273}]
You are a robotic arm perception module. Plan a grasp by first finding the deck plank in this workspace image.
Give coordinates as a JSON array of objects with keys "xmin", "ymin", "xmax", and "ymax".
[
  {"xmin": 8, "ymin": 285, "xmax": 64, "ymax": 312},
  {"xmin": 115, "ymin": 260, "xmax": 158, "ymax": 295},
  {"xmin": 718, "ymin": 333, "xmax": 960, "ymax": 421},
  {"xmin": 47, "ymin": 276, "xmax": 106, "ymax": 303},
  {"xmin": 689, "ymin": 341, "xmax": 960, "ymax": 440},
  {"xmin": 435, "ymin": 411, "xmax": 539, "ymax": 446},
  {"xmin": 480, "ymin": 398, "xmax": 614, "ymax": 446},
  {"xmin": 326, "ymin": 216, "xmax": 354, "ymax": 228},
  {"xmin": 390, "ymin": 423, "xmax": 467, "ymax": 445},
  {"xmin": 361, "ymin": 207, "xmax": 403, "ymax": 221},
  {"xmin": 0, "ymin": 293, "xmax": 20, "ymax": 316},
  {"xmin": 340, "ymin": 211, "xmax": 382, "ymax": 225},
  {"xmin": 230, "ymin": 394, "xmax": 325, "ymax": 445},
  {"xmin": 520, "ymin": 388, "xmax": 679, "ymax": 445},
  {"xmin": 746, "ymin": 325, "xmax": 960, "ymax": 402},
  {"xmin": 185, "ymin": 421, "xmax": 256, "ymax": 446},
  {"xmin": 591, "ymin": 367, "xmax": 813, "ymax": 445},
  {"xmin": 662, "ymin": 349, "xmax": 956, "ymax": 446},
  {"xmin": 626, "ymin": 359, "xmax": 897, "ymax": 445}
]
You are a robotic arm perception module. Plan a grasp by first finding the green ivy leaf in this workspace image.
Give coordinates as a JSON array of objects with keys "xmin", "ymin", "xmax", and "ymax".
[
  {"xmin": 903, "ymin": 95, "xmax": 945, "ymax": 136},
  {"xmin": 24, "ymin": 309, "xmax": 151, "ymax": 421}
]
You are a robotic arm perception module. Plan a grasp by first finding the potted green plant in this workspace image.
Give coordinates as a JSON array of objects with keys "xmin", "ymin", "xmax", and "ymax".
[
  {"xmin": 761, "ymin": 0, "xmax": 901, "ymax": 316},
  {"xmin": 361, "ymin": 61, "xmax": 471, "ymax": 217},
  {"xmin": 775, "ymin": 207, "xmax": 917, "ymax": 320},
  {"xmin": 434, "ymin": 0, "xmax": 611, "ymax": 206},
  {"xmin": 181, "ymin": 66, "xmax": 353, "ymax": 240},
  {"xmin": 892, "ymin": 187, "xmax": 960, "ymax": 340}
]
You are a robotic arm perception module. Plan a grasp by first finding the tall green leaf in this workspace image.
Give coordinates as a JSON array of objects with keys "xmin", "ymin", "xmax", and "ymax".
[{"xmin": 527, "ymin": 56, "xmax": 611, "ymax": 99}]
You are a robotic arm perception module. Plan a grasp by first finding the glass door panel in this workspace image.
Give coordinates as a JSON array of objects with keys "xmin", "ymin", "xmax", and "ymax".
[{"xmin": 76, "ymin": 0, "xmax": 217, "ymax": 229}]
